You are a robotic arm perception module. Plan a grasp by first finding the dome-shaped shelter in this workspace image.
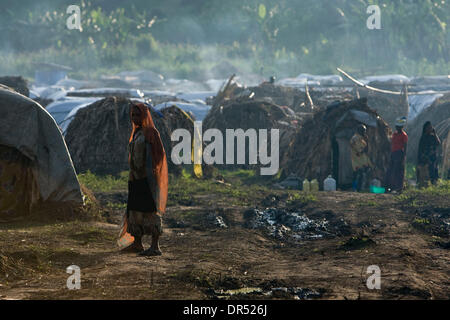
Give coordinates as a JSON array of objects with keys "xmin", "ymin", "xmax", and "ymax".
[
  {"xmin": 406, "ymin": 94, "xmax": 450, "ymax": 171},
  {"xmin": 281, "ymin": 98, "xmax": 391, "ymax": 189},
  {"xmin": 0, "ymin": 86, "xmax": 82, "ymax": 216},
  {"xmin": 65, "ymin": 97, "xmax": 198, "ymax": 176}
]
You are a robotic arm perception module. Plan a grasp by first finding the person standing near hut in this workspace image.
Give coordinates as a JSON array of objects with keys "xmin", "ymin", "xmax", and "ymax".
[
  {"xmin": 118, "ymin": 103, "xmax": 168, "ymax": 256},
  {"xmin": 417, "ymin": 121, "xmax": 441, "ymax": 187},
  {"xmin": 386, "ymin": 117, "xmax": 408, "ymax": 192},
  {"xmin": 350, "ymin": 124, "xmax": 373, "ymax": 192}
]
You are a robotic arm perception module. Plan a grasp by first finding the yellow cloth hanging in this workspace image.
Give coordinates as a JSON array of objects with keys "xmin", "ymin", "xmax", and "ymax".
[{"xmin": 178, "ymin": 108, "xmax": 203, "ymax": 178}]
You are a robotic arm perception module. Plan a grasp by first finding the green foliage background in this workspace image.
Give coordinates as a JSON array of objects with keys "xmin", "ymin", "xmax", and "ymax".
[{"xmin": 1, "ymin": 0, "xmax": 449, "ymax": 80}]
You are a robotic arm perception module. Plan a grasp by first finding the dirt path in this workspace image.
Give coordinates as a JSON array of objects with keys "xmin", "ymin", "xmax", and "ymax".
[{"xmin": 1, "ymin": 191, "xmax": 449, "ymax": 300}]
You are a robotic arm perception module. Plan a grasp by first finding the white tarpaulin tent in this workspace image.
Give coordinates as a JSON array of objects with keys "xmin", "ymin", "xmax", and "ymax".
[
  {"xmin": 361, "ymin": 74, "xmax": 411, "ymax": 85},
  {"xmin": 408, "ymin": 93, "xmax": 443, "ymax": 121},
  {"xmin": 46, "ymin": 97, "xmax": 102, "ymax": 134},
  {"xmin": 0, "ymin": 86, "xmax": 82, "ymax": 213},
  {"xmin": 154, "ymin": 100, "xmax": 211, "ymax": 121}
]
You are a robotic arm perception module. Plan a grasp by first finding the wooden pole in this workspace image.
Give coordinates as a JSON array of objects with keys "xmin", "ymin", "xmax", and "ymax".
[
  {"xmin": 337, "ymin": 67, "xmax": 450, "ymax": 96},
  {"xmin": 305, "ymin": 80, "xmax": 314, "ymax": 110}
]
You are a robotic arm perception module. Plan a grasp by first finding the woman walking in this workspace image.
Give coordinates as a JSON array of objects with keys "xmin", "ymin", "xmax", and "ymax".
[{"xmin": 119, "ymin": 103, "xmax": 168, "ymax": 256}]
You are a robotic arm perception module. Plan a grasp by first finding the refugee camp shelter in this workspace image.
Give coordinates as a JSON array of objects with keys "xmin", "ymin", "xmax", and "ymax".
[
  {"xmin": 0, "ymin": 76, "xmax": 29, "ymax": 97},
  {"xmin": 358, "ymin": 88, "xmax": 409, "ymax": 130},
  {"xmin": 281, "ymin": 98, "xmax": 391, "ymax": 189},
  {"xmin": 436, "ymin": 118, "xmax": 450, "ymax": 179},
  {"xmin": 34, "ymin": 62, "xmax": 72, "ymax": 86},
  {"xmin": 64, "ymin": 97, "xmax": 199, "ymax": 176},
  {"xmin": 0, "ymin": 86, "xmax": 83, "ymax": 216},
  {"xmin": 203, "ymin": 100, "xmax": 298, "ymax": 169},
  {"xmin": 406, "ymin": 94, "xmax": 450, "ymax": 179}
]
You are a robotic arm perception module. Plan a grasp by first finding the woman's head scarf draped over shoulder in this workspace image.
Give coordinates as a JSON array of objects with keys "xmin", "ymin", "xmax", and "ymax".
[{"xmin": 129, "ymin": 102, "xmax": 168, "ymax": 214}]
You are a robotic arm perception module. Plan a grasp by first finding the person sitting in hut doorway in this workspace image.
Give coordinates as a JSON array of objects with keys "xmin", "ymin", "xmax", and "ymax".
[
  {"xmin": 350, "ymin": 124, "xmax": 373, "ymax": 192},
  {"xmin": 118, "ymin": 103, "xmax": 168, "ymax": 256},
  {"xmin": 386, "ymin": 117, "xmax": 408, "ymax": 192},
  {"xmin": 417, "ymin": 121, "xmax": 441, "ymax": 187}
]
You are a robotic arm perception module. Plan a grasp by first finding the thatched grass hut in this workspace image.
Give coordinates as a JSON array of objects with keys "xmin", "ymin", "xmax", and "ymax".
[
  {"xmin": 280, "ymin": 98, "xmax": 391, "ymax": 189},
  {"xmin": 65, "ymin": 97, "xmax": 196, "ymax": 176}
]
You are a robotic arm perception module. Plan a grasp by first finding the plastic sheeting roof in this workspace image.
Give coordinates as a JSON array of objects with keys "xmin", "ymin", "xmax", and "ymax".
[
  {"xmin": 408, "ymin": 93, "xmax": 444, "ymax": 121},
  {"xmin": 0, "ymin": 88, "xmax": 83, "ymax": 204},
  {"xmin": 362, "ymin": 74, "xmax": 411, "ymax": 85},
  {"xmin": 296, "ymin": 73, "xmax": 343, "ymax": 85},
  {"xmin": 335, "ymin": 109, "xmax": 378, "ymax": 130},
  {"xmin": 46, "ymin": 97, "xmax": 102, "ymax": 134},
  {"xmin": 154, "ymin": 100, "xmax": 211, "ymax": 121}
]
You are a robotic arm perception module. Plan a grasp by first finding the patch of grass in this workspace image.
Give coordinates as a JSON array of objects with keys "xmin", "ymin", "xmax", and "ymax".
[
  {"xmin": 222, "ymin": 169, "xmax": 256, "ymax": 180},
  {"xmin": 168, "ymin": 168, "xmax": 272, "ymax": 207},
  {"xmin": 400, "ymin": 180, "xmax": 450, "ymax": 198},
  {"xmin": 406, "ymin": 162, "xmax": 416, "ymax": 180},
  {"xmin": 286, "ymin": 191, "xmax": 317, "ymax": 207},
  {"xmin": 178, "ymin": 211, "xmax": 197, "ymax": 218},
  {"xmin": 396, "ymin": 180, "xmax": 450, "ymax": 208},
  {"xmin": 181, "ymin": 168, "xmax": 193, "ymax": 179},
  {"xmin": 106, "ymin": 202, "xmax": 127, "ymax": 210},
  {"xmin": 412, "ymin": 218, "xmax": 430, "ymax": 225},
  {"xmin": 411, "ymin": 218, "xmax": 432, "ymax": 232},
  {"xmin": 339, "ymin": 236, "xmax": 376, "ymax": 250},
  {"xmin": 220, "ymin": 168, "xmax": 281, "ymax": 186},
  {"xmin": 78, "ymin": 170, "xmax": 128, "ymax": 193},
  {"xmin": 408, "ymin": 199, "xmax": 420, "ymax": 207}
]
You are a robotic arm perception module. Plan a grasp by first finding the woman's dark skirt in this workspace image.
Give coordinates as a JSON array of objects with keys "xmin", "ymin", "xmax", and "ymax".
[
  {"xmin": 127, "ymin": 178, "xmax": 157, "ymax": 213},
  {"xmin": 386, "ymin": 150, "xmax": 405, "ymax": 191},
  {"xmin": 126, "ymin": 178, "xmax": 160, "ymax": 238}
]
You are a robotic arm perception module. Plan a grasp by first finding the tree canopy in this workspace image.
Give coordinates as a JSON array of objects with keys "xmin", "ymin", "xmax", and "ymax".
[{"xmin": 1, "ymin": 0, "xmax": 449, "ymax": 78}]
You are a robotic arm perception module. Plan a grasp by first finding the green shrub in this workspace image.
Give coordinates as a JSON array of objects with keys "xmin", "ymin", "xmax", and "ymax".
[{"xmin": 78, "ymin": 170, "xmax": 128, "ymax": 192}]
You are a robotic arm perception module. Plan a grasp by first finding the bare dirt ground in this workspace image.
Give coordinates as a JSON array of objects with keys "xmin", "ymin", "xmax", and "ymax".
[{"xmin": 1, "ymin": 183, "xmax": 449, "ymax": 300}]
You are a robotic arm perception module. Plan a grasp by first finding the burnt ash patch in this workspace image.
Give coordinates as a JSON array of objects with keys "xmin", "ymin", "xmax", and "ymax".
[{"xmin": 243, "ymin": 208, "xmax": 350, "ymax": 242}]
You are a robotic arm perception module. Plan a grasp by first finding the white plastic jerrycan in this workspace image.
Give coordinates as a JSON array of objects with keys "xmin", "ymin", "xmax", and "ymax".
[
  {"xmin": 310, "ymin": 179, "xmax": 319, "ymax": 192},
  {"xmin": 323, "ymin": 175, "xmax": 337, "ymax": 191},
  {"xmin": 302, "ymin": 179, "xmax": 310, "ymax": 192},
  {"xmin": 371, "ymin": 178, "xmax": 381, "ymax": 188}
]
